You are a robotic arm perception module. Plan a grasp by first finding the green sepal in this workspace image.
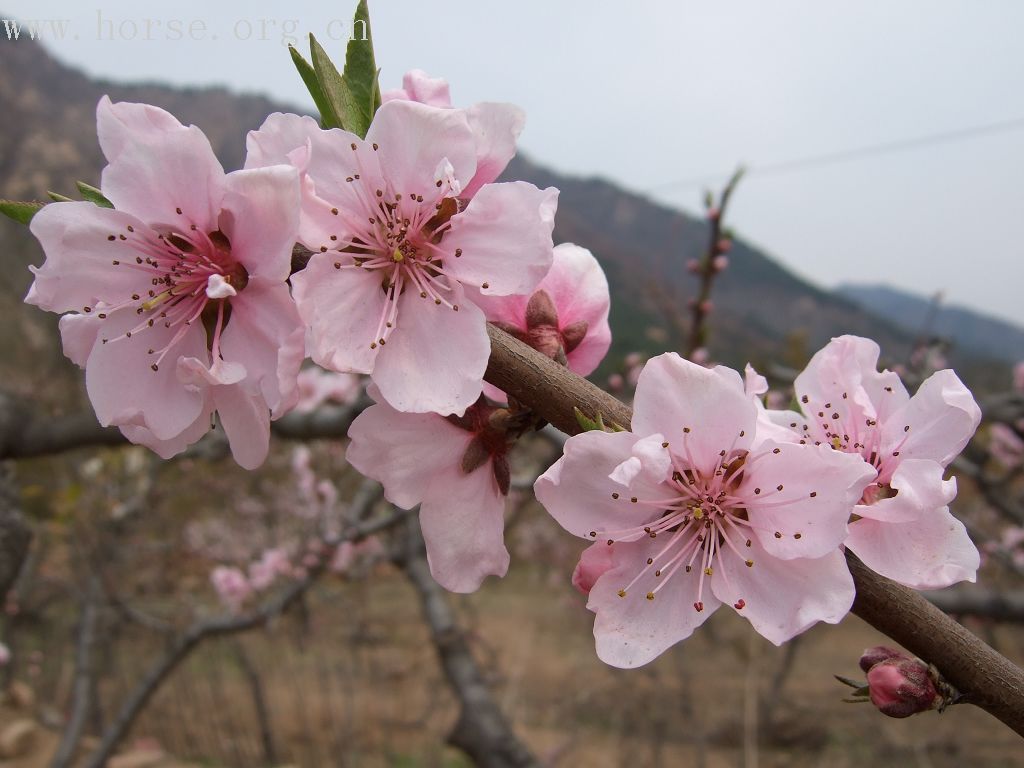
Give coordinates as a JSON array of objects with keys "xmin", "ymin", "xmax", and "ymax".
[
  {"xmin": 0, "ymin": 199, "xmax": 45, "ymax": 225},
  {"xmin": 76, "ymin": 181, "xmax": 113, "ymax": 208},
  {"xmin": 288, "ymin": 44, "xmax": 335, "ymax": 128}
]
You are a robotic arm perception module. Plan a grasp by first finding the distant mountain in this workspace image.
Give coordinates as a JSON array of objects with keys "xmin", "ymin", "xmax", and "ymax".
[
  {"xmin": 0, "ymin": 37, "xmax": 1011, "ymax": 405},
  {"xmin": 837, "ymin": 284, "xmax": 1024, "ymax": 365}
]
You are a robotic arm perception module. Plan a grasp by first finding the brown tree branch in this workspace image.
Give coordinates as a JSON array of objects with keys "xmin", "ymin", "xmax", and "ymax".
[
  {"xmin": 81, "ymin": 482, "xmax": 397, "ymax": 768},
  {"xmin": 482, "ymin": 325, "xmax": 1024, "ymax": 737},
  {"xmin": 392, "ymin": 515, "xmax": 540, "ymax": 768}
]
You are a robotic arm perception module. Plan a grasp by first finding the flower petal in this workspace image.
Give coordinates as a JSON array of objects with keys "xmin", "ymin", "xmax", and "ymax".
[
  {"xmin": 420, "ymin": 463, "xmax": 509, "ymax": 593},
  {"xmin": 845, "ymin": 507, "xmax": 979, "ymax": 589},
  {"xmin": 119, "ymin": 407, "xmax": 213, "ymax": 460},
  {"xmin": 462, "ymin": 102, "xmax": 525, "ymax": 198},
  {"xmin": 214, "ymin": 384, "xmax": 272, "ymax": 470},
  {"xmin": 742, "ymin": 440, "xmax": 875, "ymax": 559},
  {"xmin": 371, "ymin": 286, "xmax": 489, "ymax": 415},
  {"xmin": 856, "ymin": 458, "xmax": 957, "ymax": 523},
  {"xmin": 100, "ymin": 112, "xmax": 224, "ymax": 232},
  {"xmin": 711, "ymin": 539, "xmax": 854, "ymax": 645},
  {"xmin": 84, "ymin": 308, "xmax": 208, "ymax": 439},
  {"xmin": 883, "ymin": 369, "xmax": 981, "ymax": 467},
  {"xmin": 535, "ymin": 430, "xmax": 676, "ymax": 540},
  {"xmin": 442, "ymin": 182, "xmax": 557, "ymax": 296},
  {"xmin": 588, "ymin": 537, "xmax": 719, "ymax": 668},
  {"xmin": 291, "ymin": 254, "xmax": 385, "ymax": 375},
  {"xmin": 218, "ymin": 282, "xmax": 305, "ymax": 417},
  {"xmin": 366, "ymin": 100, "xmax": 477, "ymax": 200},
  {"xmin": 26, "ymin": 203, "xmax": 154, "ymax": 313},
  {"xmin": 96, "ymin": 95, "xmax": 185, "ymax": 163},
  {"xmin": 347, "ymin": 396, "xmax": 471, "ymax": 509},
  {"xmin": 632, "ymin": 354, "xmax": 756, "ymax": 476},
  {"xmin": 218, "ymin": 166, "xmax": 300, "ymax": 283}
]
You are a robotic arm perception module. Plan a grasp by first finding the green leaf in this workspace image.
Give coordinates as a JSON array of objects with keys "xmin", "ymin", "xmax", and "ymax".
[
  {"xmin": 47, "ymin": 191, "xmax": 74, "ymax": 203},
  {"xmin": 308, "ymin": 34, "xmax": 348, "ymax": 131},
  {"xmin": 573, "ymin": 407, "xmax": 626, "ymax": 433},
  {"xmin": 341, "ymin": 0, "xmax": 380, "ymax": 134},
  {"xmin": 574, "ymin": 406, "xmax": 606, "ymax": 433},
  {"xmin": 0, "ymin": 199, "xmax": 45, "ymax": 225},
  {"xmin": 288, "ymin": 45, "xmax": 335, "ymax": 128},
  {"xmin": 76, "ymin": 181, "xmax": 113, "ymax": 208},
  {"xmin": 306, "ymin": 1, "xmax": 381, "ymax": 138}
]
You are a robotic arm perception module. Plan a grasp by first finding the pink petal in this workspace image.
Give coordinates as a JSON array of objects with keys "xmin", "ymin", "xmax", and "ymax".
[
  {"xmin": 245, "ymin": 112, "xmax": 382, "ymax": 250},
  {"xmin": 710, "ymin": 540, "xmax": 854, "ymax": 645},
  {"xmin": 795, "ymin": 335, "xmax": 909, "ymax": 423},
  {"xmin": 100, "ymin": 114, "xmax": 224, "ymax": 232},
  {"xmin": 588, "ymin": 537, "xmax": 719, "ymax": 668},
  {"xmin": 291, "ymin": 254, "xmax": 385, "ymax": 375},
  {"xmin": 419, "ymin": 463, "xmax": 510, "ymax": 593},
  {"xmin": 572, "ymin": 542, "xmax": 616, "ymax": 595},
  {"xmin": 371, "ymin": 287, "xmax": 489, "ymax": 415},
  {"xmin": 845, "ymin": 507, "xmax": 979, "ymax": 589},
  {"xmin": 27, "ymin": 203, "xmax": 154, "ymax": 313},
  {"xmin": 366, "ymin": 100, "xmax": 477, "ymax": 202},
  {"xmin": 856, "ymin": 458, "xmax": 957, "ymax": 523},
  {"xmin": 462, "ymin": 102, "xmax": 525, "ymax": 198},
  {"xmin": 120, "ymin": 407, "xmax": 213, "ymax": 460},
  {"xmin": 59, "ymin": 312, "xmax": 103, "ymax": 368},
  {"xmin": 882, "ymin": 369, "xmax": 981, "ymax": 467},
  {"xmin": 744, "ymin": 364, "xmax": 769, "ymax": 397},
  {"xmin": 346, "ymin": 394, "xmax": 471, "ymax": 509},
  {"xmin": 84, "ymin": 307, "xmax": 208, "ymax": 439},
  {"xmin": 394, "ymin": 69, "xmax": 453, "ymax": 107},
  {"xmin": 218, "ymin": 282, "xmax": 305, "ymax": 417},
  {"xmin": 218, "ymin": 166, "xmax": 300, "ymax": 283},
  {"xmin": 244, "ymin": 112, "xmax": 321, "ymax": 171},
  {"xmin": 540, "ymin": 243, "xmax": 611, "ymax": 375},
  {"xmin": 742, "ymin": 440, "xmax": 875, "ymax": 560},
  {"xmin": 535, "ymin": 430, "xmax": 676, "ymax": 540},
  {"xmin": 96, "ymin": 95, "xmax": 185, "ymax": 163},
  {"xmin": 632, "ymin": 354, "xmax": 756, "ymax": 477},
  {"xmin": 213, "ymin": 384, "xmax": 272, "ymax": 470},
  {"xmin": 442, "ymin": 182, "xmax": 557, "ymax": 295}
]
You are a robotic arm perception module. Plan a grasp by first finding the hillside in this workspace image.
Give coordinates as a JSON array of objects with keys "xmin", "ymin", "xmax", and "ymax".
[
  {"xmin": 838, "ymin": 283, "xmax": 1024, "ymax": 365},
  {"xmin": 0, "ymin": 37, "xmax": 1008, "ymax": 402}
]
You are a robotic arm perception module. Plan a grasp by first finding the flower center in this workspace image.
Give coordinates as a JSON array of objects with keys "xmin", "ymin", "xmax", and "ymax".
[
  {"xmin": 320, "ymin": 143, "xmax": 469, "ymax": 350},
  {"xmin": 797, "ymin": 390, "xmax": 911, "ymax": 496},
  {"xmin": 89, "ymin": 223, "xmax": 245, "ymax": 371}
]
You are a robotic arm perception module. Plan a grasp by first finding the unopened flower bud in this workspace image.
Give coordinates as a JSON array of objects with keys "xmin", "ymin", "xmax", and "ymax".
[
  {"xmin": 700, "ymin": 300, "xmax": 713, "ymax": 314},
  {"xmin": 715, "ymin": 238, "xmax": 732, "ymax": 254},
  {"xmin": 859, "ymin": 645, "xmax": 904, "ymax": 673},
  {"xmin": 866, "ymin": 658, "xmax": 943, "ymax": 718},
  {"xmin": 712, "ymin": 255, "xmax": 729, "ymax": 272},
  {"xmin": 707, "ymin": 207, "xmax": 720, "ymax": 221},
  {"xmin": 607, "ymin": 373, "xmax": 624, "ymax": 392},
  {"xmin": 0, "ymin": 642, "xmax": 9, "ymax": 667},
  {"xmin": 686, "ymin": 259, "xmax": 702, "ymax": 274}
]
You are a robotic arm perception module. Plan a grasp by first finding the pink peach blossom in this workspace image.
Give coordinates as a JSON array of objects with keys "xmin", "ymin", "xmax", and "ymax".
[
  {"xmin": 294, "ymin": 367, "xmax": 363, "ymax": 412},
  {"xmin": 26, "ymin": 97, "xmax": 305, "ymax": 468},
  {"xmin": 248, "ymin": 547, "xmax": 293, "ymax": 590},
  {"xmin": 781, "ymin": 335, "xmax": 981, "ymax": 589},
  {"xmin": 382, "ymin": 69, "xmax": 524, "ymax": 199},
  {"xmin": 247, "ymin": 100, "xmax": 557, "ymax": 415},
  {"xmin": 347, "ymin": 387, "xmax": 511, "ymax": 592},
  {"xmin": 211, "ymin": 566, "xmax": 253, "ymax": 612},
  {"xmin": 473, "ymin": 243, "xmax": 611, "ymax": 375},
  {"xmin": 536, "ymin": 353, "xmax": 875, "ymax": 667}
]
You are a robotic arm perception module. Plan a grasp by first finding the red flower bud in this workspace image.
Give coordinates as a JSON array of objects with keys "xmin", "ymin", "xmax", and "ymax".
[
  {"xmin": 866, "ymin": 658, "xmax": 943, "ymax": 718},
  {"xmin": 859, "ymin": 645, "xmax": 904, "ymax": 673}
]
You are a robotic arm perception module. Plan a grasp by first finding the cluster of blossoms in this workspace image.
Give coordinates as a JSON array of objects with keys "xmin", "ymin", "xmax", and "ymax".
[
  {"xmin": 23, "ymin": 67, "xmax": 983, "ymax": 669},
  {"xmin": 537, "ymin": 336, "xmax": 980, "ymax": 667}
]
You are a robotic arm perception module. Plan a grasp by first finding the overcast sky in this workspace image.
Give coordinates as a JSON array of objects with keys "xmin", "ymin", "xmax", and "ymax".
[{"xmin": 5, "ymin": 1, "xmax": 1023, "ymax": 326}]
